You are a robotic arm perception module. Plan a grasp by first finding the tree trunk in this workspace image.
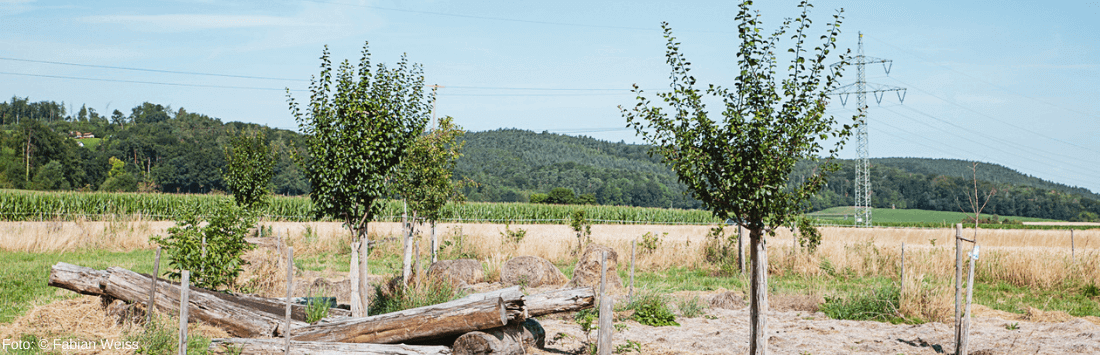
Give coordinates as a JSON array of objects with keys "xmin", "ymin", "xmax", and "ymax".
[
  {"xmin": 360, "ymin": 224, "xmax": 371, "ymax": 317},
  {"xmin": 749, "ymin": 227, "xmax": 768, "ymax": 355},
  {"xmin": 404, "ymin": 213, "xmax": 414, "ymax": 285},
  {"xmin": 208, "ymin": 338, "xmax": 451, "ymax": 355},
  {"xmin": 350, "ymin": 241, "xmax": 362, "ymax": 317},
  {"xmin": 102, "ymin": 267, "xmax": 307, "ymax": 337},
  {"xmin": 525, "ymin": 287, "xmax": 595, "ymax": 317},
  {"xmin": 47, "ymin": 262, "xmax": 110, "ymax": 296},
  {"xmin": 452, "ymin": 322, "xmax": 533, "ymax": 355},
  {"xmin": 291, "ymin": 297, "xmax": 508, "ymax": 344}
]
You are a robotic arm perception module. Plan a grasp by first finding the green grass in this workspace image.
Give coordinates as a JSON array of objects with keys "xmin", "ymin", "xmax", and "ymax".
[
  {"xmin": 0, "ymin": 249, "xmax": 157, "ymax": 323},
  {"xmin": 974, "ymin": 281, "xmax": 1100, "ymax": 318},
  {"xmin": 807, "ymin": 207, "xmax": 1082, "ymax": 229},
  {"xmin": 77, "ymin": 137, "xmax": 101, "ymax": 150}
]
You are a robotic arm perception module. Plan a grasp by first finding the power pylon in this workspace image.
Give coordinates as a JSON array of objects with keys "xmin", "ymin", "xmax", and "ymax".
[{"xmin": 830, "ymin": 33, "xmax": 906, "ymax": 227}]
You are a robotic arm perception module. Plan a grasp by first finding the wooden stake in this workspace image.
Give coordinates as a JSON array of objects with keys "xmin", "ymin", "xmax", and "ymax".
[
  {"xmin": 146, "ymin": 246, "xmax": 161, "ymax": 326},
  {"xmin": 349, "ymin": 242, "xmax": 361, "ymax": 317},
  {"xmin": 597, "ymin": 251, "xmax": 611, "ymax": 355},
  {"xmin": 959, "ymin": 245, "xmax": 979, "ymax": 355},
  {"xmin": 178, "ymin": 270, "xmax": 189, "ymax": 355},
  {"xmin": 285, "ymin": 247, "xmax": 294, "ymax": 355},
  {"xmin": 900, "ymin": 242, "xmax": 905, "ymax": 297},
  {"xmin": 403, "ymin": 214, "xmax": 412, "ymax": 286},
  {"xmin": 359, "ymin": 225, "xmax": 371, "ymax": 317},
  {"xmin": 630, "ymin": 240, "xmax": 636, "ymax": 305},
  {"xmin": 1071, "ymin": 230, "xmax": 1075, "ymax": 264},
  {"xmin": 955, "ymin": 223, "xmax": 963, "ymax": 348},
  {"xmin": 431, "ymin": 221, "xmax": 438, "ymax": 264}
]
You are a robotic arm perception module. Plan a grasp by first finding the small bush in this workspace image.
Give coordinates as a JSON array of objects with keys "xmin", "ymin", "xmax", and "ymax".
[
  {"xmin": 573, "ymin": 308, "xmax": 598, "ymax": 338},
  {"xmin": 126, "ymin": 313, "xmax": 211, "ymax": 355},
  {"xmin": 305, "ymin": 288, "xmax": 330, "ymax": 323},
  {"xmin": 151, "ymin": 201, "xmax": 255, "ymax": 290},
  {"xmin": 676, "ymin": 296, "xmax": 706, "ymax": 318},
  {"xmin": 820, "ymin": 284, "xmax": 903, "ymax": 323},
  {"xmin": 1083, "ymin": 283, "xmax": 1100, "ymax": 298},
  {"xmin": 627, "ymin": 292, "xmax": 679, "ymax": 326},
  {"xmin": 500, "ymin": 222, "xmax": 527, "ymax": 245},
  {"xmin": 639, "ymin": 232, "xmax": 664, "ymax": 255}
]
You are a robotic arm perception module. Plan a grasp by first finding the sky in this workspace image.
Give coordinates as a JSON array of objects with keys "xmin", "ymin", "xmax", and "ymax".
[{"xmin": 1, "ymin": 0, "xmax": 1098, "ymax": 193}]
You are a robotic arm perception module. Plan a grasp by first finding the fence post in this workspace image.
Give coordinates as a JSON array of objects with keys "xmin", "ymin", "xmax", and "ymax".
[
  {"xmin": 178, "ymin": 270, "xmax": 189, "ymax": 355},
  {"xmin": 959, "ymin": 245, "xmax": 979, "ymax": 355},
  {"xmin": 738, "ymin": 225, "xmax": 745, "ymax": 275},
  {"xmin": 146, "ymin": 246, "xmax": 161, "ymax": 325},
  {"xmin": 630, "ymin": 240, "xmax": 636, "ymax": 305},
  {"xmin": 597, "ymin": 251, "xmax": 612, "ymax": 355},
  {"xmin": 900, "ymin": 242, "xmax": 905, "ymax": 297},
  {"xmin": 955, "ymin": 222, "xmax": 963, "ymax": 350},
  {"xmin": 285, "ymin": 247, "xmax": 294, "ymax": 355}
]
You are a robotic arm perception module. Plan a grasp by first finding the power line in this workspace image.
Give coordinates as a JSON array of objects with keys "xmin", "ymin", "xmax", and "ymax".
[
  {"xmin": 0, "ymin": 57, "xmax": 306, "ymax": 82},
  {"xmin": 864, "ymin": 34, "xmax": 1100, "ymax": 122},
  {"xmin": 0, "ymin": 71, "xmax": 308, "ymax": 91},
  {"xmin": 446, "ymin": 85, "xmax": 636, "ymax": 91}
]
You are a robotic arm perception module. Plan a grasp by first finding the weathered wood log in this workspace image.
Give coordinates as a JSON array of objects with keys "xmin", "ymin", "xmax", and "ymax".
[
  {"xmin": 48, "ymin": 262, "xmax": 111, "ymax": 296},
  {"xmin": 48, "ymin": 263, "xmax": 351, "ymax": 326},
  {"xmin": 525, "ymin": 287, "xmax": 595, "ymax": 317},
  {"xmin": 452, "ymin": 322, "xmax": 533, "ymax": 355},
  {"xmin": 292, "ymin": 297, "xmax": 508, "ymax": 344},
  {"xmin": 104, "ymin": 266, "xmax": 308, "ymax": 337},
  {"xmin": 208, "ymin": 338, "xmax": 451, "ymax": 355}
]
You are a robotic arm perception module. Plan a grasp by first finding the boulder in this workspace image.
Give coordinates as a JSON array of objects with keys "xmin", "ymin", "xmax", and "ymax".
[
  {"xmin": 427, "ymin": 259, "xmax": 484, "ymax": 286},
  {"xmin": 567, "ymin": 244, "xmax": 622, "ymax": 291},
  {"xmin": 501, "ymin": 256, "xmax": 568, "ymax": 288}
]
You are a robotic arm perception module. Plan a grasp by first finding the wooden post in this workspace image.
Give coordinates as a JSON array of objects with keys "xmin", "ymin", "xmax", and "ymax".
[
  {"xmin": 350, "ymin": 242, "xmax": 361, "ymax": 317},
  {"xmin": 178, "ymin": 270, "xmax": 189, "ymax": 355},
  {"xmin": 285, "ymin": 247, "xmax": 294, "ymax": 355},
  {"xmin": 360, "ymin": 226, "xmax": 371, "ymax": 317},
  {"xmin": 403, "ymin": 214, "xmax": 413, "ymax": 286},
  {"xmin": 955, "ymin": 222, "xmax": 963, "ymax": 348},
  {"xmin": 597, "ymin": 251, "xmax": 611, "ymax": 355},
  {"xmin": 146, "ymin": 246, "xmax": 161, "ymax": 325},
  {"xmin": 629, "ymin": 240, "xmax": 636, "ymax": 305},
  {"xmin": 1071, "ymin": 230, "xmax": 1075, "ymax": 264},
  {"xmin": 900, "ymin": 243, "xmax": 906, "ymax": 297},
  {"xmin": 738, "ymin": 225, "xmax": 745, "ymax": 275},
  {"xmin": 431, "ymin": 221, "xmax": 438, "ymax": 264},
  {"xmin": 959, "ymin": 245, "xmax": 979, "ymax": 355}
]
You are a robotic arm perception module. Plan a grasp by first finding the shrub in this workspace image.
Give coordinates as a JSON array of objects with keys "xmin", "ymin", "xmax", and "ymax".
[
  {"xmin": 702, "ymin": 226, "xmax": 738, "ymax": 274},
  {"xmin": 151, "ymin": 201, "xmax": 255, "ymax": 290},
  {"xmin": 639, "ymin": 231, "xmax": 664, "ymax": 255},
  {"xmin": 676, "ymin": 296, "xmax": 706, "ymax": 318},
  {"xmin": 627, "ymin": 292, "xmax": 679, "ymax": 326},
  {"xmin": 305, "ymin": 287, "xmax": 331, "ymax": 323},
  {"xmin": 500, "ymin": 222, "xmax": 527, "ymax": 244},
  {"xmin": 126, "ymin": 313, "xmax": 211, "ymax": 355},
  {"xmin": 370, "ymin": 274, "xmax": 461, "ymax": 315},
  {"xmin": 820, "ymin": 284, "xmax": 903, "ymax": 323}
]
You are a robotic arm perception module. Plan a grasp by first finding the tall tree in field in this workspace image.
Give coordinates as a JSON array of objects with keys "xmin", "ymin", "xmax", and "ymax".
[
  {"xmin": 288, "ymin": 43, "xmax": 431, "ymax": 315},
  {"xmin": 621, "ymin": 2, "xmax": 858, "ymax": 353},
  {"xmin": 393, "ymin": 115, "xmax": 466, "ymax": 280},
  {"xmin": 223, "ymin": 131, "xmax": 277, "ymax": 211}
]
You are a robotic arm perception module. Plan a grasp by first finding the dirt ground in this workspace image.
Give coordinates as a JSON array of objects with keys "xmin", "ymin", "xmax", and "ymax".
[{"xmin": 535, "ymin": 307, "xmax": 1100, "ymax": 355}]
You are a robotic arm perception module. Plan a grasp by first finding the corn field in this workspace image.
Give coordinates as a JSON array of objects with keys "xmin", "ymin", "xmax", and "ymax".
[{"xmin": 0, "ymin": 190, "xmax": 719, "ymax": 225}]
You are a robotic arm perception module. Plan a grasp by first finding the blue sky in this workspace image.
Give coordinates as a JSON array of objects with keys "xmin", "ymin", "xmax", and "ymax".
[{"xmin": 2, "ymin": 0, "xmax": 1098, "ymax": 193}]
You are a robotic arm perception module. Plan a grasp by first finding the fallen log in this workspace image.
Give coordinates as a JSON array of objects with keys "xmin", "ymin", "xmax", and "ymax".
[
  {"xmin": 208, "ymin": 338, "xmax": 451, "ymax": 355},
  {"xmin": 104, "ymin": 266, "xmax": 308, "ymax": 337},
  {"xmin": 48, "ymin": 263, "xmax": 351, "ymax": 335},
  {"xmin": 292, "ymin": 297, "xmax": 508, "ymax": 344},
  {"xmin": 452, "ymin": 322, "xmax": 534, "ymax": 355},
  {"xmin": 48, "ymin": 262, "xmax": 111, "ymax": 296},
  {"xmin": 525, "ymin": 287, "xmax": 595, "ymax": 317}
]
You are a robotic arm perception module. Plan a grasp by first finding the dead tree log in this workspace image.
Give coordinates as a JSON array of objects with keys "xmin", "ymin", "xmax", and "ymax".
[
  {"xmin": 104, "ymin": 266, "xmax": 308, "ymax": 337},
  {"xmin": 525, "ymin": 287, "xmax": 595, "ymax": 317},
  {"xmin": 292, "ymin": 297, "xmax": 508, "ymax": 344},
  {"xmin": 452, "ymin": 322, "xmax": 533, "ymax": 355},
  {"xmin": 48, "ymin": 262, "xmax": 111, "ymax": 296},
  {"xmin": 208, "ymin": 338, "xmax": 451, "ymax": 355}
]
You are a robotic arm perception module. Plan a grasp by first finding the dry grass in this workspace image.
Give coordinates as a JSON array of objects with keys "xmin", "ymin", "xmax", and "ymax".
[{"xmin": 0, "ymin": 218, "xmax": 169, "ymax": 253}]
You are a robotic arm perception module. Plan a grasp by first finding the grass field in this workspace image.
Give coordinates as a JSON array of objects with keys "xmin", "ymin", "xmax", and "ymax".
[
  {"xmin": 808, "ymin": 206, "xmax": 1061, "ymax": 228},
  {"xmin": 77, "ymin": 137, "xmax": 101, "ymax": 150}
]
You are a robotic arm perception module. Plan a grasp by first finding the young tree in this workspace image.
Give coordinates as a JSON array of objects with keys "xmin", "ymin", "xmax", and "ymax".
[
  {"xmin": 223, "ymin": 131, "xmax": 277, "ymax": 211},
  {"xmin": 620, "ymin": 2, "xmax": 858, "ymax": 353},
  {"xmin": 393, "ymin": 115, "xmax": 466, "ymax": 276},
  {"xmin": 288, "ymin": 43, "xmax": 431, "ymax": 315}
]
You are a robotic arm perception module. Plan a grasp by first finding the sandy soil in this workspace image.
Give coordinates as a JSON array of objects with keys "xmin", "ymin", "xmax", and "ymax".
[{"xmin": 534, "ymin": 307, "xmax": 1100, "ymax": 355}]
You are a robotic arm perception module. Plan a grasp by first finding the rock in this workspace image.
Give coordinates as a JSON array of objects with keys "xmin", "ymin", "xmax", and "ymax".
[
  {"xmin": 567, "ymin": 244, "xmax": 622, "ymax": 291},
  {"xmin": 501, "ymin": 256, "xmax": 568, "ymax": 288},
  {"xmin": 709, "ymin": 291, "xmax": 745, "ymax": 310},
  {"xmin": 428, "ymin": 259, "xmax": 484, "ymax": 286}
]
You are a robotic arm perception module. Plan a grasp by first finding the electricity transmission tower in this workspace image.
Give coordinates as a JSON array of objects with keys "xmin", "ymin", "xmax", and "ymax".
[{"xmin": 830, "ymin": 33, "xmax": 906, "ymax": 227}]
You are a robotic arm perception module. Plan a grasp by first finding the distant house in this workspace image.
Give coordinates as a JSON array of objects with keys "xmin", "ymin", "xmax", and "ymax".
[
  {"xmin": 69, "ymin": 131, "xmax": 95, "ymax": 139},
  {"xmin": 82, "ymin": 133, "xmax": 95, "ymax": 139}
]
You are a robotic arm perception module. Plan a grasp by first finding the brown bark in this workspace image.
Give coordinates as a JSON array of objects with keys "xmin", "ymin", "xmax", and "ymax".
[
  {"xmin": 209, "ymin": 338, "xmax": 451, "ymax": 355},
  {"xmin": 48, "ymin": 262, "xmax": 110, "ymax": 296}
]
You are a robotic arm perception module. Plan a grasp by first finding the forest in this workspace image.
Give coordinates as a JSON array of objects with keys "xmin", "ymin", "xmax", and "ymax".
[{"xmin": 1, "ymin": 96, "xmax": 1097, "ymax": 222}]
